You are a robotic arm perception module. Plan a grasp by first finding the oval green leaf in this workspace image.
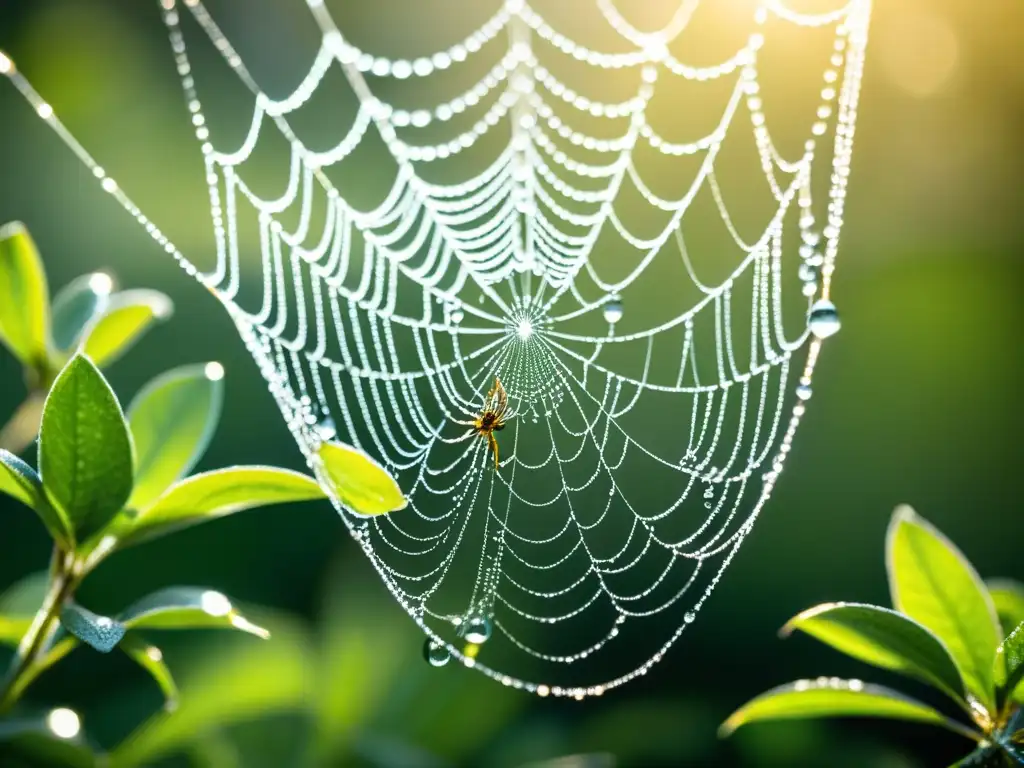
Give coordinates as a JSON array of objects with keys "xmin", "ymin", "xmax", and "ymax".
[
  {"xmin": 127, "ymin": 363, "xmax": 224, "ymax": 512},
  {"xmin": 781, "ymin": 602, "xmax": 966, "ymax": 703},
  {"xmin": 886, "ymin": 506, "xmax": 1001, "ymax": 711},
  {"xmin": 0, "ymin": 571, "xmax": 50, "ymax": 616},
  {"xmin": 0, "ymin": 221, "xmax": 50, "ymax": 369},
  {"xmin": 317, "ymin": 441, "xmax": 406, "ymax": 517},
  {"xmin": 117, "ymin": 466, "xmax": 324, "ymax": 548},
  {"xmin": 0, "ymin": 616, "xmax": 31, "ymax": 648},
  {"xmin": 79, "ymin": 289, "xmax": 173, "ymax": 368},
  {"xmin": 119, "ymin": 586, "xmax": 268, "ymax": 639},
  {"xmin": 994, "ymin": 621, "xmax": 1024, "ymax": 703},
  {"xmin": 39, "ymin": 355, "xmax": 135, "ymax": 543},
  {"xmin": 0, "ymin": 448, "xmax": 73, "ymax": 548},
  {"xmin": 719, "ymin": 679, "xmax": 976, "ymax": 741},
  {"xmin": 50, "ymin": 273, "xmax": 114, "ymax": 353},
  {"xmin": 0, "ymin": 448, "xmax": 42, "ymax": 509},
  {"xmin": 120, "ymin": 633, "xmax": 179, "ymax": 712},
  {"xmin": 59, "ymin": 602, "xmax": 126, "ymax": 653},
  {"xmin": 987, "ymin": 580, "xmax": 1024, "ymax": 639}
]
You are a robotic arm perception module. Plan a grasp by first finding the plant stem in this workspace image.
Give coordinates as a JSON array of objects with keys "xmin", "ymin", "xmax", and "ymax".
[
  {"xmin": 0, "ymin": 390, "xmax": 46, "ymax": 455},
  {"xmin": 940, "ymin": 714, "xmax": 987, "ymax": 744},
  {"xmin": 0, "ymin": 549, "xmax": 76, "ymax": 713}
]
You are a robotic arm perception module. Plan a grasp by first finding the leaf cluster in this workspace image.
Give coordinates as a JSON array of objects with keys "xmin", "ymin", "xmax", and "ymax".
[
  {"xmin": 721, "ymin": 506, "xmax": 1024, "ymax": 767},
  {"xmin": 0, "ymin": 223, "xmax": 406, "ymax": 762}
]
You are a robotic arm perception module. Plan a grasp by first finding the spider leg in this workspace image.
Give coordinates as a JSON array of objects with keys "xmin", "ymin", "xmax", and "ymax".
[
  {"xmin": 495, "ymin": 379, "xmax": 508, "ymax": 414},
  {"xmin": 488, "ymin": 431, "xmax": 500, "ymax": 470},
  {"xmin": 450, "ymin": 428, "xmax": 479, "ymax": 443}
]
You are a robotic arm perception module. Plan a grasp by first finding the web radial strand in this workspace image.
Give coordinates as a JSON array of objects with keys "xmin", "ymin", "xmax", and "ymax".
[{"xmin": 151, "ymin": 0, "xmax": 873, "ymax": 697}]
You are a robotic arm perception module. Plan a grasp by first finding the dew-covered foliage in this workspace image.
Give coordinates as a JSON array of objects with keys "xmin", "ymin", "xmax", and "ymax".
[
  {"xmin": 0, "ymin": 223, "xmax": 405, "ymax": 764},
  {"xmin": 721, "ymin": 506, "xmax": 1024, "ymax": 767}
]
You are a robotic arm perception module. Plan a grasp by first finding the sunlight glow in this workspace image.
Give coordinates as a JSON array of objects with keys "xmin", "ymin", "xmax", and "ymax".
[
  {"xmin": 88, "ymin": 272, "xmax": 114, "ymax": 296},
  {"xmin": 46, "ymin": 708, "xmax": 81, "ymax": 740},
  {"xmin": 200, "ymin": 590, "xmax": 232, "ymax": 617},
  {"xmin": 879, "ymin": 5, "xmax": 959, "ymax": 98},
  {"xmin": 203, "ymin": 361, "xmax": 225, "ymax": 381}
]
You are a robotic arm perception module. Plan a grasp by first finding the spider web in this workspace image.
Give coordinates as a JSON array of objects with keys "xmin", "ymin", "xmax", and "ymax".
[{"xmin": 3, "ymin": 0, "xmax": 871, "ymax": 697}]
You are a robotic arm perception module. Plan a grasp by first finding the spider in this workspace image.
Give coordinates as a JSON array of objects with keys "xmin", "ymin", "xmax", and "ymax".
[{"xmin": 455, "ymin": 377, "xmax": 511, "ymax": 470}]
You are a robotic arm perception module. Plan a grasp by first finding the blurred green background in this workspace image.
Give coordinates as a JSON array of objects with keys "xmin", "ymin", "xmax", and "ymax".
[{"xmin": 0, "ymin": 0, "xmax": 1022, "ymax": 765}]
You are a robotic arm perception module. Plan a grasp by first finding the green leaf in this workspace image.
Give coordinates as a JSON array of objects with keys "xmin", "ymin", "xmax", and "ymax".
[
  {"xmin": 886, "ymin": 505, "xmax": 1001, "ymax": 710},
  {"xmin": 39, "ymin": 354, "xmax": 135, "ymax": 543},
  {"xmin": 127, "ymin": 363, "xmax": 224, "ymax": 512},
  {"xmin": 0, "ymin": 615, "xmax": 31, "ymax": 647},
  {"xmin": 987, "ymin": 580, "xmax": 1024, "ymax": 639},
  {"xmin": 118, "ymin": 587, "xmax": 269, "ymax": 639},
  {"xmin": 994, "ymin": 621, "xmax": 1024, "ymax": 702},
  {"xmin": 50, "ymin": 272, "xmax": 114, "ymax": 352},
  {"xmin": 0, "ymin": 571, "xmax": 50, "ymax": 615},
  {"xmin": 0, "ymin": 448, "xmax": 73, "ymax": 547},
  {"xmin": 116, "ymin": 466, "xmax": 324, "ymax": 548},
  {"xmin": 719, "ymin": 679, "xmax": 977, "ymax": 740},
  {"xmin": 0, "ymin": 221, "xmax": 50, "ymax": 368},
  {"xmin": 781, "ymin": 602, "xmax": 966, "ymax": 702},
  {"xmin": 109, "ymin": 613, "xmax": 313, "ymax": 768},
  {"xmin": 59, "ymin": 602, "xmax": 126, "ymax": 653},
  {"xmin": 188, "ymin": 732, "xmax": 242, "ymax": 768},
  {"xmin": 520, "ymin": 756, "xmax": 616, "ymax": 768},
  {"xmin": 79, "ymin": 288, "xmax": 173, "ymax": 367},
  {"xmin": 317, "ymin": 441, "xmax": 406, "ymax": 516},
  {"xmin": 120, "ymin": 633, "xmax": 179, "ymax": 712}
]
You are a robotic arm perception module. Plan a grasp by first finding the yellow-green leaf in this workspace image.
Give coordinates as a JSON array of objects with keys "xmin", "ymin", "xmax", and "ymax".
[
  {"xmin": 119, "ymin": 587, "xmax": 268, "ymax": 639},
  {"xmin": 782, "ymin": 602, "xmax": 966, "ymax": 703},
  {"xmin": 80, "ymin": 289, "xmax": 172, "ymax": 367},
  {"xmin": 0, "ymin": 448, "xmax": 73, "ymax": 547},
  {"xmin": 317, "ymin": 441, "xmax": 406, "ymax": 517},
  {"xmin": 0, "ymin": 221, "xmax": 50, "ymax": 368},
  {"xmin": 886, "ymin": 506, "xmax": 1000, "ymax": 711},
  {"xmin": 116, "ymin": 466, "xmax": 324, "ymax": 548},
  {"xmin": 719, "ymin": 679, "xmax": 975, "ymax": 740},
  {"xmin": 0, "ymin": 572, "xmax": 49, "ymax": 616},
  {"xmin": 987, "ymin": 580, "xmax": 1024, "ymax": 639},
  {"xmin": 120, "ymin": 633, "xmax": 179, "ymax": 712},
  {"xmin": 994, "ymin": 621, "xmax": 1024, "ymax": 703},
  {"xmin": 127, "ymin": 363, "xmax": 224, "ymax": 511},
  {"xmin": 50, "ymin": 272, "xmax": 114, "ymax": 353},
  {"xmin": 39, "ymin": 355, "xmax": 134, "ymax": 543},
  {"xmin": 0, "ymin": 616, "xmax": 31, "ymax": 647},
  {"xmin": 0, "ymin": 448, "xmax": 41, "ymax": 510}
]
